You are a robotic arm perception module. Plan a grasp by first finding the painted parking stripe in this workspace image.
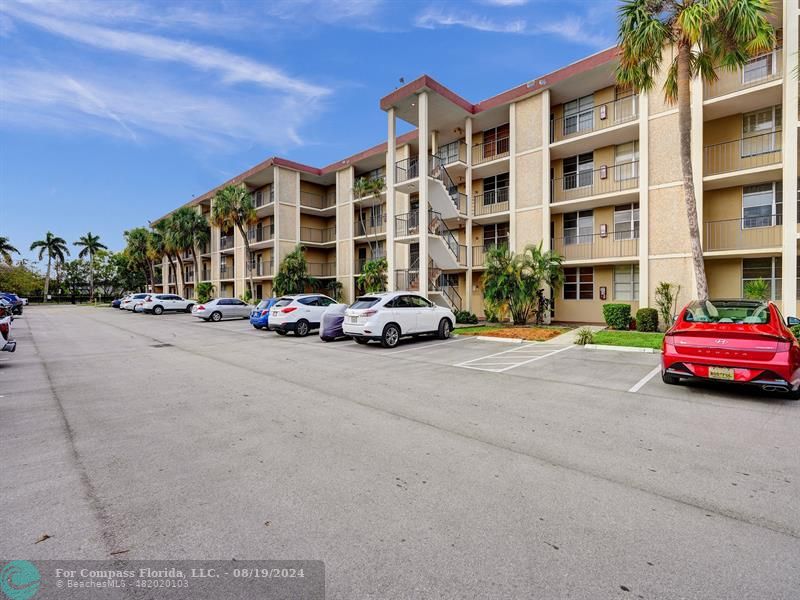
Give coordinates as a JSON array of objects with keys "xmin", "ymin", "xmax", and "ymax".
[
  {"xmin": 389, "ymin": 337, "xmax": 471, "ymax": 354},
  {"xmin": 456, "ymin": 344, "xmax": 572, "ymax": 373},
  {"xmin": 494, "ymin": 345, "xmax": 573, "ymax": 373},
  {"xmin": 628, "ymin": 365, "xmax": 662, "ymax": 393},
  {"xmin": 455, "ymin": 343, "xmax": 540, "ymax": 367}
]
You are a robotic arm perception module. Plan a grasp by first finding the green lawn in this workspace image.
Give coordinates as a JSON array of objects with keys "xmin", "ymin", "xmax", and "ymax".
[{"xmin": 591, "ymin": 330, "xmax": 664, "ymax": 350}]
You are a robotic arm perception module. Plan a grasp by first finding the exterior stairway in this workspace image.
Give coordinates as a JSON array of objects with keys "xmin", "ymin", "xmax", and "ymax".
[{"xmin": 428, "ymin": 156, "xmax": 466, "ymax": 220}]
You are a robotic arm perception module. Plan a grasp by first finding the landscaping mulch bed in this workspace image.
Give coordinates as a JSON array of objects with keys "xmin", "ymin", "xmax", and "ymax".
[{"xmin": 457, "ymin": 326, "xmax": 569, "ymax": 342}]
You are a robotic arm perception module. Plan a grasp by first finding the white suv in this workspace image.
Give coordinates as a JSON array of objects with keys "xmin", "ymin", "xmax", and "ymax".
[
  {"xmin": 268, "ymin": 294, "xmax": 337, "ymax": 337},
  {"xmin": 141, "ymin": 294, "xmax": 194, "ymax": 315},
  {"xmin": 343, "ymin": 291, "xmax": 455, "ymax": 348}
]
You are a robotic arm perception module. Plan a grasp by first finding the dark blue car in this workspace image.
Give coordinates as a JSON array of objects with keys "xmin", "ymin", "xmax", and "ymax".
[
  {"xmin": 250, "ymin": 298, "xmax": 279, "ymax": 329},
  {"xmin": 0, "ymin": 292, "xmax": 23, "ymax": 315}
]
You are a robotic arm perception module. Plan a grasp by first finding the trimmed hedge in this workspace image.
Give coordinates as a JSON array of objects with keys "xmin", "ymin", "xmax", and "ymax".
[
  {"xmin": 454, "ymin": 310, "xmax": 479, "ymax": 324},
  {"xmin": 602, "ymin": 303, "xmax": 632, "ymax": 330},
  {"xmin": 791, "ymin": 324, "xmax": 800, "ymax": 340},
  {"xmin": 635, "ymin": 308, "xmax": 659, "ymax": 332}
]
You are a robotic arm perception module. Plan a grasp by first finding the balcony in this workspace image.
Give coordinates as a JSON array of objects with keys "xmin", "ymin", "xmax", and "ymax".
[
  {"xmin": 552, "ymin": 232, "xmax": 639, "ymax": 263},
  {"xmin": 219, "ymin": 264, "xmax": 233, "ymax": 280},
  {"xmin": 704, "ymin": 48, "xmax": 783, "ymax": 105},
  {"xmin": 473, "ymin": 187, "xmax": 510, "ymax": 220},
  {"xmin": 219, "ymin": 235, "xmax": 234, "ymax": 252},
  {"xmin": 247, "ymin": 260, "xmax": 273, "ymax": 277},
  {"xmin": 550, "ymin": 162, "xmax": 639, "ymax": 209},
  {"xmin": 153, "ymin": 272, "xmax": 163, "ymax": 284},
  {"xmin": 395, "ymin": 157, "xmax": 420, "ymax": 190},
  {"xmin": 356, "ymin": 254, "xmax": 386, "ymax": 274},
  {"xmin": 201, "ymin": 268, "xmax": 211, "ymax": 281},
  {"xmin": 307, "ymin": 262, "xmax": 336, "ymax": 278},
  {"xmin": 472, "ymin": 137, "xmax": 510, "ymax": 177},
  {"xmin": 550, "ymin": 95, "xmax": 639, "ymax": 158},
  {"xmin": 704, "ymin": 215, "xmax": 782, "ymax": 254},
  {"xmin": 393, "ymin": 268, "xmax": 462, "ymax": 310},
  {"xmin": 300, "ymin": 226, "xmax": 336, "ymax": 245},
  {"xmin": 184, "ymin": 270, "xmax": 194, "ymax": 283},
  {"xmin": 394, "ymin": 211, "xmax": 419, "ymax": 238},
  {"xmin": 393, "ymin": 210, "xmax": 465, "ymax": 269},
  {"xmin": 247, "ymin": 224, "xmax": 274, "ymax": 246},
  {"xmin": 253, "ymin": 187, "xmax": 274, "ymax": 209},
  {"xmin": 703, "ymin": 131, "xmax": 782, "ymax": 188},
  {"xmin": 355, "ymin": 215, "xmax": 386, "ymax": 237},
  {"xmin": 300, "ymin": 190, "xmax": 335, "ymax": 212},
  {"xmin": 199, "ymin": 242, "xmax": 211, "ymax": 255},
  {"xmin": 472, "ymin": 241, "xmax": 508, "ymax": 269},
  {"xmin": 436, "ymin": 140, "xmax": 467, "ymax": 177}
]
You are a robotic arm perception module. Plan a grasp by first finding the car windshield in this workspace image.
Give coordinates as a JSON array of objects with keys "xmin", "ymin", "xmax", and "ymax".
[
  {"xmin": 683, "ymin": 300, "xmax": 769, "ymax": 325},
  {"xmin": 273, "ymin": 298, "xmax": 293, "ymax": 308},
  {"xmin": 351, "ymin": 297, "xmax": 380, "ymax": 309},
  {"xmin": 256, "ymin": 300, "xmax": 272, "ymax": 309}
]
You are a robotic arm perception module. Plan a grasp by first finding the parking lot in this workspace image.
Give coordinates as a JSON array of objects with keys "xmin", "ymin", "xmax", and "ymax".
[{"xmin": 2, "ymin": 306, "xmax": 799, "ymax": 598}]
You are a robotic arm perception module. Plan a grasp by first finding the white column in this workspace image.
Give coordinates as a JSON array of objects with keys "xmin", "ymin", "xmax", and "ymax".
[
  {"xmin": 273, "ymin": 167, "xmax": 280, "ymax": 277},
  {"xmin": 295, "ymin": 171, "xmax": 301, "ymax": 242},
  {"xmin": 781, "ymin": 7, "xmax": 798, "ymax": 312},
  {"xmin": 508, "ymin": 102, "xmax": 517, "ymax": 253},
  {"xmin": 386, "ymin": 107, "xmax": 397, "ymax": 291},
  {"xmin": 638, "ymin": 88, "xmax": 650, "ymax": 307},
  {"xmin": 465, "ymin": 117, "xmax": 473, "ymax": 312},
  {"xmin": 541, "ymin": 89, "xmax": 551, "ymax": 251},
  {"xmin": 418, "ymin": 92, "xmax": 430, "ymax": 298}
]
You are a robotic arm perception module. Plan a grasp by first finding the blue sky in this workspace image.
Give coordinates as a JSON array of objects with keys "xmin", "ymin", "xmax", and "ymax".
[{"xmin": 0, "ymin": 0, "xmax": 619, "ymax": 264}]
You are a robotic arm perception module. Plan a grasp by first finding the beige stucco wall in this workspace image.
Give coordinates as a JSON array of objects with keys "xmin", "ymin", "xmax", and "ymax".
[
  {"xmin": 515, "ymin": 95, "xmax": 543, "ymax": 152},
  {"xmin": 648, "ymin": 113, "xmax": 682, "ymax": 186},
  {"xmin": 515, "ymin": 209, "xmax": 543, "ymax": 252},
  {"xmin": 648, "ymin": 186, "xmax": 691, "ymax": 254},
  {"xmin": 706, "ymin": 258, "xmax": 742, "ymax": 299},
  {"xmin": 648, "ymin": 256, "xmax": 693, "ymax": 308},
  {"xmin": 554, "ymin": 265, "xmax": 640, "ymax": 323},
  {"xmin": 515, "ymin": 151, "xmax": 542, "ymax": 209}
]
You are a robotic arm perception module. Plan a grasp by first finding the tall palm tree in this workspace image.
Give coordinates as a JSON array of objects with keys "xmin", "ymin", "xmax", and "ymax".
[
  {"xmin": 30, "ymin": 232, "xmax": 70, "ymax": 300},
  {"xmin": 211, "ymin": 184, "xmax": 257, "ymax": 298},
  {"xmin": 124, "ymin": 227, "xmax": 152, "ymax": 289},
  {"xmin": 352, "ymin": 176, "xmax": 386, "ymax": 257},
  {"xmin": 156, "ymin": 218, "xmax": 182, "ymax": 293},
  {"xmin": 617, "ymin": 0, "xmax": 774, "ymax": 303},
  {"xmin": 74, "ymin": 232, "xmax": 107, "ymax": 302},
  {"xmin": 147, "ymin": 225, "xmax": 167, "ymax": 288},
  {"xmin": 172, "ymin": 206, "xmax": 209, "ymax": 293},
  {"xmin": 274, "ymin": 244, "xmax": 316, "ymax": 296},
  {"xmin": 0, "ymin": 236, "xmax": 19, "ymax": 265}
]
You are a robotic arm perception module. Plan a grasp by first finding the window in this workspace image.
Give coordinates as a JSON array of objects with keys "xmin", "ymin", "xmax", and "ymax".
[
  {"xmin": 482, "ymin": 173, "xmax": 510, "ymax": 205},
  {"xmin": 742, "ymin": 182, "xmax": 782, "ymax": 228},
  {"xmin": 614, "ymin": 204, "xmax": 640, "ymax": 240},
  {"xmin": 369, "ymin": 204, "xmax": 384, "ymax": 227},
  {"xmin": 742, "ymin": 51, "xmax": 776, "ymax": 84},
  {"xmin": 437, "ymin": 140, "xmax": 461, "ymax": 164},
  {"xmin": 615, "ymin": 141, "xmax": 639, "ymax": 180},
  {"xmin": 483, "ymin": 222, "xmax": 509, "ymax": 248},
  {"xmin": 564, "ymin": 210, "xmax": 593, "ymax": 245},
  {"xmin": 481, "ymin": 124, "xmax": 509, "ymax": 159},
  {"xmin": 563, "ymin": 94, "xmax": 594, "ymax": 135},
  {"xmin": 409, "ymin": 295, "xmax": 433, "ymax": 308},
  {"xmin": 563, "ymin": 153, "xmax": 593, "ymax": 190},
  {"xmin": 742, "ymin": 257, "xmax": 781, "ymax": 300},
  {"xmin": 298, "ymin": 297, "xmax": 317, "ymax": 306},
  {"xmin": 564, "ymin": 267, "xmax": 594, "ymax": 300},
  {"xmin": 317, "ymin": 297, "xmax": 335, "ymax": 306},
  {"xmin": 742, "ymin": 106, "xmax": 781, "ymax": 157},
  {"xmin": 613, "ymin": 265, "xmax": 640, "ymax": 300}
]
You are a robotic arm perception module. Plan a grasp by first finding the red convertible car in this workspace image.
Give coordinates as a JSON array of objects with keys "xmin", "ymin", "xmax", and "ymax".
[{"xmin": 662, "ymin": 299, "xmax": 800, "ymax": 399}]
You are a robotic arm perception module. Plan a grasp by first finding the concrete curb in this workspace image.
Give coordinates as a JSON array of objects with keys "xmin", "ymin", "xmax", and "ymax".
[
  {"xmin": 582, "ymin": 343, "xmax": 660, "ymax": 354},
  {"xmin": 452, "ymin": 333, "xmax": 529, "ymax": 344}
]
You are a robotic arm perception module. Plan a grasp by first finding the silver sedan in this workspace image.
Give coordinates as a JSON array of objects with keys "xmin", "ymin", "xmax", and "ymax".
[{"xmin": 192, "ymin": 298, "xmax": 253, "ymax": 322}]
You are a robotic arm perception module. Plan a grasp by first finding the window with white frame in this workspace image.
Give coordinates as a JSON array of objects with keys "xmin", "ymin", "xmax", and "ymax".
[
  {"xmin": 564, "ymin": 210, "xmax": 593, "ymax": 245},
  {"xmin": 614, "ymin": 203, "xmax": 640, "ymax": 240},
  {"xmin": 742, "ymin": 257, "xmax": 781, "ymax": 300},
  {"xmin": 613, "ymin": 264, "xmax": 639, "ymax": 300},
  {"xmin": 563, "ymin": 95, "xmax": 594, "ymax": 136},
  {"xmin": 742, "ymin": 50, "xmax": 776, "ymax": 84},
  {"xmin": 563, "ymin": 153, "xmax": 593, "ymax": 190},
  {"xmin": 741, "ymin": 105, "xmax": 781, "ymax": 157},
  {"xmin": 615, "ymin": 141, "xmax": 639, "ymax": 180},
  {"xmin": 483, "ymin": 222, "xmax": 509, "ymax": 248},
  {"xmin": 564, "ymin": 267, "xmax": 594, "ymax": 300},
  {"xmin": 742, "ymin": 182, "xmax": 782, "ymax": 228}
]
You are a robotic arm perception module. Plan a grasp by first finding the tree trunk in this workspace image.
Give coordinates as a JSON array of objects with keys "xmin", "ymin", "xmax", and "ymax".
[
  {"xmin": 88, "ymin": 251, "xmax": 95, "ymax": 303},
  {"xmin": 166, "ymin": 254, "xmax": 178, "ymax": 293},
  {"xmin": 148, "ymin": 260, "xmax": 156, "ymax": 291},
  {"xmin": 237, "ymin": 223, "xmax": 255, "ymax": 300},
  {"xmin": 174, "ymin": 253, "xmax": 184, "ymax": 296},
  {"xmin": 191, "ymin": 245, "xmax": 200, "ymax": 298},
  {"xmin": 44, "ymin": 255, "xmax": 51, "ymax": 301},
  {"xmin": 677, "ymin": 42, "xmax": 709, "ymax": 303}
]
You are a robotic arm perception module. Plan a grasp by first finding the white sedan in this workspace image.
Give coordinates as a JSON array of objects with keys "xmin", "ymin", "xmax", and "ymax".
[{"xmin": 343, "ymin": 291, "xmax": 455, "ymax": 348}]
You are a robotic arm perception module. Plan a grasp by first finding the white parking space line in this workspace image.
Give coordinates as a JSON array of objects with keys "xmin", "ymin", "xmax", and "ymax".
[
  {"xmin": 455, "ymin": 343, "xmax": 573, "ymax": 373},
  {"xmin": 389, "ymin": 337, "xmax": 470, "ymax": 354},
  {"xmin": 494, "ymin": 346, "xmax": 573, "ymax": 373},
  {"xmin": 628, "ymin": 365, "xmax": 662, "ymax": 393}
]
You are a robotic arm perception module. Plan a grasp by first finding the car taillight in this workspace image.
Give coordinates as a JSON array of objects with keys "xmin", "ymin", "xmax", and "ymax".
[
  {"xmin": 776, "ymin": 340, "xmax": 792, "ymax": 352},
  {"xmin": 261, "ymin": 310, "xmax": 268, "ymax": 316},
  {"xmin": 362, "ymin": 309, "xmax": 377, "ymax": 317},
  {"xmin": 0, "ymin": 322, "xmax": 8, "ymax": 337},
  {"xmin": 197, "ymin": 305, "xmax": 205, "ymax": 310},
  {"xmin": 281, "ymin": 307, "xmax": 297, "ymax": 313}
]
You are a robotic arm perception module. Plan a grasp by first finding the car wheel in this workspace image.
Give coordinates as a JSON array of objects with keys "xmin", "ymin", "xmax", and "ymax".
[
  {"xmin": 381, "ymin": 323, "xmax": 400, "ymax": 348},
  {"xmin": 210, "ymin": 311, "xmax": 222, "ymax": 322},
  {"xmin": 153, "ymin": 305, "xmax": 164, "ymax": 315},
  {"xmin": 276, "ymin": 330, "xmax": 288, "ymax": 336},
  {"xmin": 354, "ymin": 338, "xmax": 369, "ymax": 345},
  {"xmin": 437, "ymin": 318, "xmax": 452, "ymax": 340},
  {"xmin": 185, "ymin": 304, "xmax": 194, "ymax": 313},
  {"xmin": 321, "ymin": 336, "xmax": 332, "ymax": 342},
  {"xmin": 295, "ymin": 320, "xmax": 310, "ymax": 337},
  {"xmin": 661, "ymin": 372, "xmax": 680, "ymax": 385}
]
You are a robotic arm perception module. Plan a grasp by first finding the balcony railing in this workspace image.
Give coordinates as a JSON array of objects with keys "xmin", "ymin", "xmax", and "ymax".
[
  {"xmin": 395, "ymin": 211, "xmax": 420, "ymax": 237},
  {"xmin": 551, "ymin": 162, "xmax": 639, "ymax": 203},
  {"xmin": 473, "ymin": 187, "xmax": 510, "ymax": 216},
  {"xmin": 247, "ymin": 224, "xmax": 274, "ymax": 243},
  {"xmin": 201, "ymin": 268, "xmax": 211, "ymax": 281},
  {"xmin": 550, "ymin": 95, "xmax": 639, "ymax": 143},
  {"xmin": 395, "ymin": 269, "xmax": 421, "ymax": 292},
  {"xmin": 356, "ymin": 254, "xmax": 386, "ymax": 274},
  {"xmin": 184, "ymin": 270, "xmax": 195, "ymax": 283},
  {"xmin": 436, "ymin": 140, "xmax": 467, "ymax": 165},
  {"xmin": 247, "ymin": 261, "xmax": 273, "ymax": 277},
  {"xmin": 300, "ymin": 226, "xmax": 336, "ymax": 244},
  {"xmin": 431, "ymin": 275, "xmax": 462, "ymax": 311},
  {"xmin": 704, "ymin": 131, "xmax": 782, "ymax": 176},
  {"xmin": 307, "ymin": 262, "xmax": 336, "ymax": 277},
  {"xmin": 552, "ymin": 232, "xmax": 639, "ymax": 261},
  {"xmin": 253, "ymin": 187, "xmax": 274, "ymax": 208},
  {"xmin": 393, "ymin": 210, "xmax": 466, "ymax": 265},
  {"xmin": 704, "ymin": 48, "xmax": 783, "ymax": 100},
  {"xmin": 704, "ymin": 215, "xmax": 782, "ymax": 252},
  {"xmin": 395, "ymin": 157, "xmax": 419, "ymax": 183},
  {"xmin": 300, "ymin": 190, "xmax": 336, "ymax": 210},
  {"xmin": 220, "ymin": 235, "xmax": 234, "ymax": 251},
  {"xmin": 199, "ymin": 242, "xmax": 210, "ymax": 255},
  {"xmin": 472, "ymin": 136, "xmax": 510, "ymax": 166},
  {"xmin": 219, "ymin": 264, "xmax": 233, "ymax": 279},
  {"xmin": 355, "ymin": 215, "xmax": 386, "ymax": 237},
  {"xmin": 472, "ymin": 241, "xmax": 508, "ymax": 268}
]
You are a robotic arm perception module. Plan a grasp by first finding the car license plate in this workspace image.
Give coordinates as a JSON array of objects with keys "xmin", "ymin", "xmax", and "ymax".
[
  {"xmin": 349, "ymin": 316, "xmax": 358, "ymax": 324},
  {"xmin": 709, "ymin": 366, "xmax": 734, "ymax": 381},
  {"xmin": 272, "ymin": 310, "xmax": 278, "ymax": 316}
]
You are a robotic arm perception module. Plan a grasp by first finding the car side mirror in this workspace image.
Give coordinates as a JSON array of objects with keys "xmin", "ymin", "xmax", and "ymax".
[{"xmin": 787, "ymin": 316, "xmax": 800, "ymax": 327}]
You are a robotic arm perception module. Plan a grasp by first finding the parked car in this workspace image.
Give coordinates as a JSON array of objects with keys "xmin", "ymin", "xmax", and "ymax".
[
  {"xmin": 1, "ymin": 299, "xmax": 16, "ymax": 352},
  {"xmin": 250, "ymin": 298, "xmax": 279, "ymax": 329},
  {"xmin": 662, "ymin": 299, "xmax": 800, "ymax": 399},
  {"xmin": 141, "ymin": 294, "xmax": 194, "ymax": 315},
  {"xmin": 193, "ymin": 298, "xmax": 253, "ymax": 322},
  {"xmin": 320, "ymin": 303, "xmax": 349, "ymax": 342},
  {"xmin": 120, "ymin": 293, "xmax": 148, "ymax": 312},
  {"xmin": 20, "ymin": 297, "xmax": 28, "ymax": 306},
  {"xmin": 111, "ymin": 298, "xmax": 123, "ymax": 309},
  {"xmin": 268, "ymin": 294, "xmax": 337, "ymax": 337},
  {"xmin": 343, "ymin": 291, "xmax": 455, "ymax": 348},
  {"xmin": 0, "ymin": 292, "xmax": 23, "ymax": 315}
]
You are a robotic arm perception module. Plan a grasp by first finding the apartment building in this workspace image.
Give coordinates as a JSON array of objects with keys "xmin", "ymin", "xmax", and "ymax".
[{"xmin": 154, "ymin": 4, "xmax": 797, "ymax": 323}]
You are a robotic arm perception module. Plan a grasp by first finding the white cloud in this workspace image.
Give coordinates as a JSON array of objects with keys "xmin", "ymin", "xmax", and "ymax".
[
  {"xmin": 416, "ymin": 7, "xmax": 526, "ymax": 33},
  {"xmin": 479, "ymin": 0, "xmax": 529, "ymax": 6}
]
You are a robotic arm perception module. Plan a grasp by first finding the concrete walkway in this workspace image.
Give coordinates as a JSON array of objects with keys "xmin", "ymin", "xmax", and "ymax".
[{"xmin": 541, "ymin": 324, "xmax": 605, "ymax": 345}]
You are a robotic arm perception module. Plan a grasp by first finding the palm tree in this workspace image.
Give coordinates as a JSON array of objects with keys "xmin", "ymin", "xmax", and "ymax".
[
  {"xmin": 617, "ymin": 0, "xmax": 774, "ymax": 303},
  {"xmin": 172, "ymin": 206, "xmax": 209, "ymax": 293},
  {"xmin": 147, "ymin": 225, "xmax": 167, "ymax": 288},
  {"xmin": 124, "ymin": 227, "xmax": 152, "ymax": 289},
  {"xmin": 0, "ymin": 236, "xmax": 19, "ymax": 265},
  {"xmin": 211, "ymin": 184, "xmax": 258, "ymax": 298},
  {"xmin": 274, "ymin": 245, "xmax": 316, "ymax": 295},
  {"xmin": 74, "ymin": 232, "xmax": 108, "ymax": 302},
  {"xmin": 153, "ymin": 219, "xmax": 179, "ymax": 291},
  {"xmin": 168, "ymin": 207, "xmax": 197, "ymax": 294},
  {"xmin": 352, "ymin": 175, "xmax": 386, "ymax": 256},
  {"xmin": 357, "ymin": 257, "xmax": 388, "ymax": 293},
  {"xmin": 522, "ymin": 242, "xmax": 564, "ymax": 324},
  {"xmin": 30, "ymin": 232, "xmax": 70, "ymax": 300}
]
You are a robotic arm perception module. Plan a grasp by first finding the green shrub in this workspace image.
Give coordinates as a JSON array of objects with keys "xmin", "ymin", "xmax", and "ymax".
[
  {"xmin": 635, "ymin": 308, "xmax": 659, "ymax": 332},
  {"xmin": 743, "ymin": 278, "xmax": 769, "ymax": 301},
  {"xmin": 790, "ymin": 325, "xmax": 800, "ymax": 340},
  {"xmin": 574, "ymin": 327, "xmax": 595, "ymax": 346},
  {"xmin": 454, "ymin": 310, "xmax": 479, "ymax": 324},
  {"xmin": 602, "ymin": 303, "xmax": 632, "ymax": 330},
  {"xmin": 196, "ymin": 281, "xmax": 215, "ymax": 303}
]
